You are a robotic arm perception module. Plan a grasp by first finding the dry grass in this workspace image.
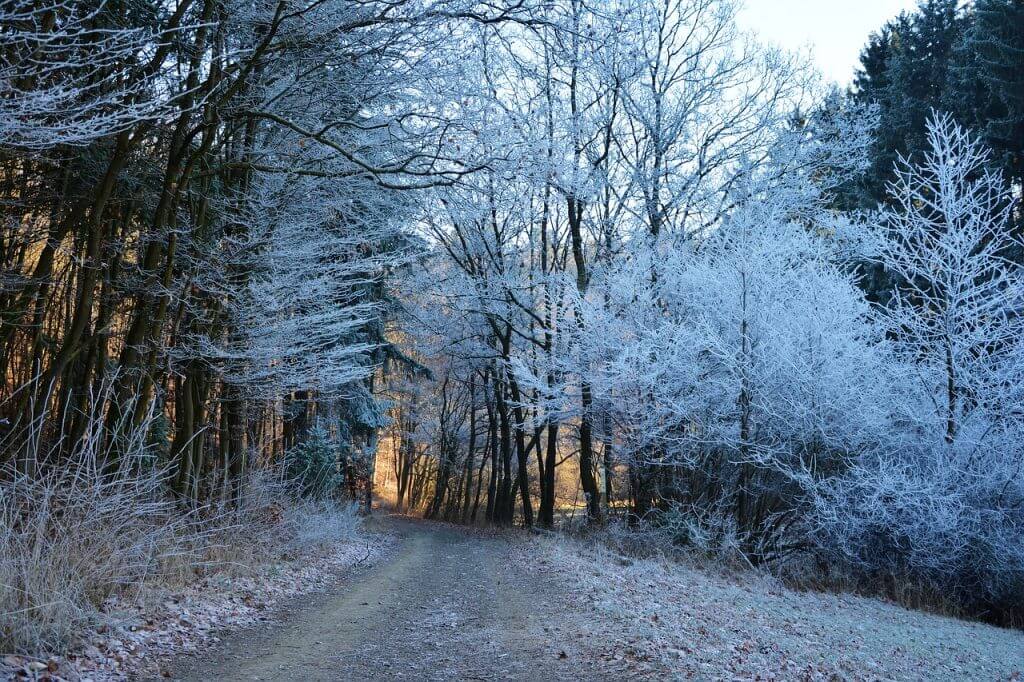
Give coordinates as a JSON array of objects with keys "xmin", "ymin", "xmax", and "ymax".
[
  {"xmin": 0, "ymin": 380, "xmax": 366, "ymax": 657},
  {"xmin": 0, "ymin": 456, "xmax": 362, "ymax": 657},
  {"xmin": 0, "ymin": 456, "xmax": 188, "ymax": 653}
]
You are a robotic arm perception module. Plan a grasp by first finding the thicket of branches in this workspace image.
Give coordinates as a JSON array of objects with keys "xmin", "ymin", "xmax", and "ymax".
[{"xmin": 381, "ymin": 0, "xmax": 1024, "ymax": 622}]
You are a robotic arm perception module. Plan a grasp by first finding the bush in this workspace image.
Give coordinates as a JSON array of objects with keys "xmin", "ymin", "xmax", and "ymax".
[
  {"xmin": 283, "ymin": 497, "xmax": 362, "ymax": 548},
  {"xmin": 807, "ymin": 447, "xmax": 1024, "ymax": 621}
]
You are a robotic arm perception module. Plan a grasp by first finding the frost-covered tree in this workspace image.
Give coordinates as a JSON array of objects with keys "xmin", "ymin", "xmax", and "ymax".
[
  {"xmin": 559, "ymin": 96, "xmax": 877, "ymax": 540},
  {"xmin": 581, "ymin": 197, "xmax": 888, "ymax": 557},
  {"xmin": 198, "ymin": 167, "xmax": 411, "ymax": 403},
  {"xmin": 0, "ymin": 0, "xmax": 172, "ymax": 151},
  {"xmin": 811, "ymin": 113, "xmax": 1024, "ymax": 608},
  {"xmin": 875, "ymin": 112, "xmax": 1022, "ymax": 446},
  {"xmin": 615, "ymin": 0, "xmax": 817, "ymax": 239}
]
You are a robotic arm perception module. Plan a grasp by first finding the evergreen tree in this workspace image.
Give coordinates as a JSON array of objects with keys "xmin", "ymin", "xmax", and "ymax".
[
  {"xmin": 285, "ymin": 423, "xmax": 343, "ymax": 500},
  {"xmin": 949, "ymin": 0, "xmax": 1024, "ymax": 230},
  {"xmin": 848, "ymin": 1, "xmax": 965, "ymax": 209}
]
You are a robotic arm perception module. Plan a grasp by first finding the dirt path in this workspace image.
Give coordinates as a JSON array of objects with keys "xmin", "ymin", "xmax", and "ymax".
[
  {"xmin": 161, "ymin": 514, "xmax": 1024, "ymax": 681},
  {"xmin": 165, "ymin": 516, "xmax": 626, "ymax": 681}
]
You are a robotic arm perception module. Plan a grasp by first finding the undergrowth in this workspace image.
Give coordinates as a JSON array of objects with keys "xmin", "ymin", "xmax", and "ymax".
[{"xmin": 0, "ymin": 459, "xmax": 361, "ymax": 656}]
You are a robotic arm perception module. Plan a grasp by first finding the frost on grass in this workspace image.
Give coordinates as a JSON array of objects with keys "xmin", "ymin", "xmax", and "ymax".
[
  {"xmin": 522, "ymin": 535, "xmax": 1024, "ymax": 681},
  {"xmin": 62, "ymin": 529, "xmax": 389, "ymax": 681}
]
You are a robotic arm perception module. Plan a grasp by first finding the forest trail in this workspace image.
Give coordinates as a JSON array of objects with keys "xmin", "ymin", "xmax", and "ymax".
[
  {"xmin": 165, "ymin": 515, "xmax": 624, "ymax": 681},
  {"xmin": 161, "ymin": 513, "xmax": 1024, "ymax": 681}
]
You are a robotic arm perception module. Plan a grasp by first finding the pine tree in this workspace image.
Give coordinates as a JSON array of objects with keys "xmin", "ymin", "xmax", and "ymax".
[
  {"xmin": 949, "ymin": 0, "xmax": 1024, "ymax": 235},
  {"xmin": 849, "ymin": 1, "xmax": 965, "ymax": 209}
]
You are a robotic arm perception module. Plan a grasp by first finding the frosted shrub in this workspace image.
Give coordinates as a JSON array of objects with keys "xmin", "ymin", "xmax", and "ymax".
[
  {"xmin": 809, "ymin": 445, "xmax": 1024, "ymax": 609},
  {"xmin": 285, "ymin": 499, "xmax": 363, "ymax": 549}
]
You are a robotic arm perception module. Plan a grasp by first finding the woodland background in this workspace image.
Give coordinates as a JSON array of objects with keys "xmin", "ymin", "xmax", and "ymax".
[{"xmin": 2, "ymin": 0, "xmax": 1024, "ymax": 655}]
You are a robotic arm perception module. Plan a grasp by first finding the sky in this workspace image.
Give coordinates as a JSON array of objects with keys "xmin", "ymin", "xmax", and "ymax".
[{"xmin": 737, "ymin": 0, "xmax": 919, "ymax": 86}]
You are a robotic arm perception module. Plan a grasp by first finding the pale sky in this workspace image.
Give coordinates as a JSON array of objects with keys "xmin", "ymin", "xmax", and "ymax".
[{"xmin": 737, "ymin": 0, "xmax": 919, "ymax": 86}]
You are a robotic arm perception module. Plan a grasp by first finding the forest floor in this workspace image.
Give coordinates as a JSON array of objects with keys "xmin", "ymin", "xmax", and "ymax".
[{"xmin": 163, "ymin": 514, "xmax": 1024, "ymax": 682}]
